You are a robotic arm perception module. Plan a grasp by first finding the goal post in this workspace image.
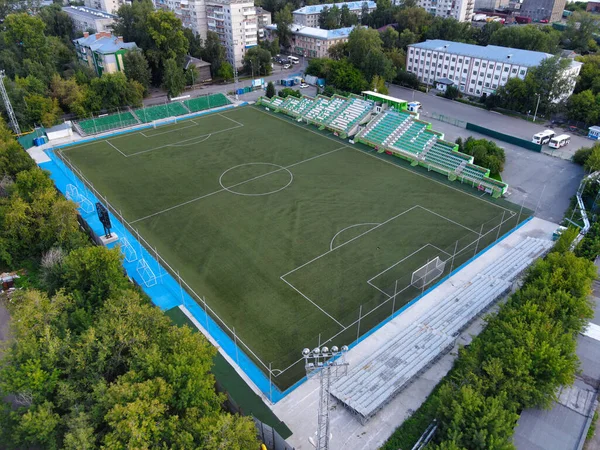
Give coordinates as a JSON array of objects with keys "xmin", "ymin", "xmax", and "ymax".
[{"xmin": 411, "ymin": 257, "xmax": 446, "ymax": 289}]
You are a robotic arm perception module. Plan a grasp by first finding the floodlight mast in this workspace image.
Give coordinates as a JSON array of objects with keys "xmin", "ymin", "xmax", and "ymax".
[
  {"xmin": 303, "ymin": 344, "xmax": 349, "ymax": 450},
  {"xmin": 0, "ymin": 70, "xmax": 21, "ymax": 135}
]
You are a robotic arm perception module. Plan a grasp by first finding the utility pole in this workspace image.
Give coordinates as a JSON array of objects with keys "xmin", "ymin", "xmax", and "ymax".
[
  {"xmin": 303, "ymin": 345, "xmax": 349, "ymax": 450},
  {"xmin": 0, "ymin": 70, "xmax": 21, "ymax": 135},
  {"xmin": 533, "ymin": 93, "xmax": 541, "ymax": 122}
]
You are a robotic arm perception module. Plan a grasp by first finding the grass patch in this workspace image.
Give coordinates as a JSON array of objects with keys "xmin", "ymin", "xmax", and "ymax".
[{"xmin": 164, "ymin": 307, "xmax": 292, "ymax": 439}]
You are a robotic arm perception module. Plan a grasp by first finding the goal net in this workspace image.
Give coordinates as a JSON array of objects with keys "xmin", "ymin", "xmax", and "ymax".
[{"xmin": 411, "ymin": 257, "xmax": 446, "ymax": 289}]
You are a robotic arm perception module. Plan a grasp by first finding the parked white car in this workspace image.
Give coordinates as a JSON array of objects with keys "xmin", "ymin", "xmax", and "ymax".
[{"xmin": 300, "ymin": 83, "xmax": 309, "ymax": 88}]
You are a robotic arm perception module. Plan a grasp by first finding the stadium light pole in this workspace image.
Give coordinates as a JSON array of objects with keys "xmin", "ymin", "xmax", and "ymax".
[{"xmin": 303, "ymin": 345, "xmax": 349, "ymax": 450}]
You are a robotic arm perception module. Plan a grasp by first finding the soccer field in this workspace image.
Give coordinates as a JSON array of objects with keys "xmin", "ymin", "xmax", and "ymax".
[{"xmin": 58, "ymin": 105, "xmax": 527, "ymax": 389}]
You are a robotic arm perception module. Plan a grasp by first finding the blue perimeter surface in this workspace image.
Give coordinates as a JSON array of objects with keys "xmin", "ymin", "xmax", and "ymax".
[{"xmin": 37, "ymin": 105, "xmax": 532, "ymax": 403}]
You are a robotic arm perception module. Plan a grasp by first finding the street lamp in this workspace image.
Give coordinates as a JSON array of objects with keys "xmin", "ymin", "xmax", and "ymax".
[{"xmin": 302, "ymin": 345, "xmax": 349, "ymax": 450}]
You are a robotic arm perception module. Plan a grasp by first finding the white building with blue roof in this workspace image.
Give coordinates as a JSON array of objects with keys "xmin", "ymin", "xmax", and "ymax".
[
  {"xmin": 73, "ymin": 31, "xmax": 139, "ymax": 76},
  {"xmin": 265, "ymin": 24, "xmax": 357, "ymax": 58},
  {"xmin": 292, "ymin": 1, "xmax": 376, "ymax": 27},
  {"xmin": 407, "ymin": 40, "xmax": 582, "ymax": 99}
]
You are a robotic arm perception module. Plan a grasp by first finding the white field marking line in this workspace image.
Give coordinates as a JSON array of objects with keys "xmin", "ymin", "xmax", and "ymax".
[
  {"xmin": 254, "ymin": 106, "xmax": 513, "ymax": 214},
  {"xmin": 416, "ymin": 205, "xmax": 481, "ymax": 236},
  {"xmin": 130, "ymin": 146, "xmax": 346, "ymax": 224},
  {"xmin": 218, "ymin": 112, "xmax": 245, "ymax": 127},
  {"xmin": 106, "ymin": 140, "xmax": 127, "ymax": 157},
  {"xmin": 281, "ymin": 205, "xmax": 420, "ymax": 279},
  {"xmin": 139, "ymin": 121, "xmax": 199, "ymax": 138},
  {"xmin": 127, "ymin": 124, "xmax": 242, "ymax": 157},
  {"xmin": 280, "ymin": 277, "xmax": 345, "ymax": 328},
  {"xmin": 366, "ymin": 244, "xmax": 436, "ymax": 285},
  {"xmin": 329, "ymin": 222, "xmax": 380, "ymax": 251},
  {"xmin": 429, "ymin": 244, "xmax": 452, "ymax": 257}
]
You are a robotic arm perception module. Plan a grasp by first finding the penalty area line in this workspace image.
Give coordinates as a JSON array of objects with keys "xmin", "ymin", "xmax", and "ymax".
[{"xmin": 280, "ymin": 277, "xmax": 345, "ymax": 328}]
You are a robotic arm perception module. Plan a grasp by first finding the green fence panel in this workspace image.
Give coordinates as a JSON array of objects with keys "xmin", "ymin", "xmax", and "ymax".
[{"xmin": 466, "ymin": 122, "xmax": 542, "ymax": 152}]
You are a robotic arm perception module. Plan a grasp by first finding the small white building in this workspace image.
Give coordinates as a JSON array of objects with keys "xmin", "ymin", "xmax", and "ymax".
[
  {"xmin": 435, "ymin": 77, "xmax": 455, "ymax": 92},
  {"xmin": 292, "ymin": 1, "xmax": 376, "ymax": 27},
  {"xmin": 84, "ymin": 0, "xmax": 129, "ymax": 14},
  {"xmin": 407, "ymin": 40, "xmax": 582, "ymax": 98},
  {"xmin": 265, "ymin": 24, "xmax": 356, "ymax": 58},
  {"xmin": 46, "ymin": 122, "xmax": 73, "ymax": 141}
]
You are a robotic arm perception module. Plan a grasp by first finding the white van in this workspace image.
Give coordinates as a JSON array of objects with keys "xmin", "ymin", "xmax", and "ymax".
[
  {"xmin": 549, "ymin": 134, "xmax": 571, "ymax": 148},
  {"xmin": 288, "ymin": 56, "xmax": 300, "ymax": 65},
  {"xmin": 532, "ymin": 130, "xmax": 555, "ymax": 145}
]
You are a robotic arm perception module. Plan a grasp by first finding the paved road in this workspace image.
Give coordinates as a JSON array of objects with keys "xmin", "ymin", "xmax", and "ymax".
[
  {"xmin": 387, "ymin": 85, "xmax": 592, "ymax": 155},
  {"xmin": 0, "ymin": 299, "xmax": 10, "ymax": 358},
  {"xmin": 143, "ymin": 61, "xmax": 310, "ymax": 108}
]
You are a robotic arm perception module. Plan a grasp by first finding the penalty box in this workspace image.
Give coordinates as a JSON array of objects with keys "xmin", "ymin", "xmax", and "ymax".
[
  {"xmin": 281, "ymin": 206, "xmax": 480, "ymax": 327},
  {"xmin": 96, "ymin": 113, "xmax": 243, "ymax": 158}
]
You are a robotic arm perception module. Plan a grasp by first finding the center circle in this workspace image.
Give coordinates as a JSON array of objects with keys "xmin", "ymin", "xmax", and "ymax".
[{"xmin": 219, "ymin": 162, "xmax": 294, "ymax": 196}]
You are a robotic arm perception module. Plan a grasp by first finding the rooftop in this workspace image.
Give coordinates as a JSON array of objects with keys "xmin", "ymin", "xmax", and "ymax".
[
  {"xmin": 73, "ymin": 32, "xmax": 138, "ymax": 54},
  {"xmin": 266, "ymin": 23, "xmax": 357, "ymax": 40},
  {"xmin": 293, "ymin": 1, "xmax": 376, "ymax": 15},
  {"xmin": 62, "ymin": 6, "xmax": 117, "ymax": 20},
  {"xmin": 409, "ymin": 39, "xmax": 553, "ymax": 67}
]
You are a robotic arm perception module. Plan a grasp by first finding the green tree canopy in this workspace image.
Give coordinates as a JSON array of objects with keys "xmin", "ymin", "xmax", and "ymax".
[
  {"xmin": 488, "ymin": 25, "xmax": 561, "ymax": 53},
  {"xmin": 274, "ymin": 4, "xmax": 293, "ymax": 48}
]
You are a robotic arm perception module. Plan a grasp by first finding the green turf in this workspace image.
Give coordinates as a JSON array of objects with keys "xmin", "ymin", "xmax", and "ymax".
[
  {"xmin": 134, "ymin": 102, "xmax": 190, "ymax": 123},
  {"xmin": 59, "ymin": 105, "xmax": 528, "ymax": 389},
  {"xmin": 164, "ymin": 307, "xmax": 292, "ymax": 439},
  {"xmin": 184, "ymin": 93, "xmax": 231, "ymax": 113},
  {"xmin": 78, "ymin": 112, "xmax": 138, "ymax": 134}
]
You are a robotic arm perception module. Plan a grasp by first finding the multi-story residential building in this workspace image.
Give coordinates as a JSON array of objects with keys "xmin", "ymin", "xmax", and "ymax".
[
  {"xmin": 155, "ymin": 0, "xmax": 256, "ymax": 69},
  {"xmin": 155, "ymin": 0, "xmax": 207, "ymax": 36},
  {"xmin": 406, "ymin": 40, "xmax": 582, "ymax": 98},
  {"xmin": 84, "ymin": 0, "xmax": 128, "ymax": 13},
  {"xmin": 63, "ymin": 6, "xmax": 116, "ymax": 33},
  {"xmin": 206, "ymin": 0, "xmax": 258, "ymax": 68},
  {"xmin": 265, "ymin": 24, "xmax": 355, "ymax": 58},
  {"xmin": 417, "ymin": 0, "xmax": 474, "ymax": 22},
  {"xmin": 255, "ymin": 6, "xmax": 271, "ymax": 38},
  {"xmin": 73, "ymin": 31, "xmax": 139, "ymax": 76},
  {"xmin": 292, "ymin": 1, "xmax": 376, "ymax": 27},
  {"xmin": 519, "ymin": 0, "xmax": 565, "ymax": 22}
]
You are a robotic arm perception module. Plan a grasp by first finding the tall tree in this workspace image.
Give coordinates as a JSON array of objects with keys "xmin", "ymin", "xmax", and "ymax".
[
  {"xmin": 274, "ymin": 4, "xmax": 293, "ymax": 49},
  {"xmin": 162, "ymin": 58, "xmax": 186, "ymax": 97},
  {"xmin": 564, "ymin": 11, "xmax": 600, "ymax": 53},
  {"xmin": 242, "ymin": 47, "xmax": 273, "ymax": 77},
  {"xmin": 124, "ymin": 50, "xmax": 152, "ymax": 95},
  {"xmin": 145, "ymin": 10, "xmax": 189, "ymax": 83},
  {"xmin": 488, "ymin": 25, "xmax": 561, "ymax": 53},
  {"xmin": 203, "ymin": 31, "xmax": 226, "ymax": 76}
]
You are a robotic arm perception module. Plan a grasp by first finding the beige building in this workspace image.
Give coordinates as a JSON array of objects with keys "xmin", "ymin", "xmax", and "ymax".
[
  {"xmin": 292, "ymin": 1, "xmax": 376, "ymax": 27},
  {"xmin": 73, "ymin": 31, "xmax": 139, "ymax": 76},
  {"xmin": 265, "ymin": 24, "xmax": 355, "ymax": 58},
  {"xmin": 256, "ymin": 6, "xmax": 271, "ymax": 38},
  {"xmin": 520, "ymin": 0, "xmax": 566, "ymax": 22},
  {"xmin": 155, "ymin": 0, "xmax": 257, "ymax": 69},
  {"xmin": 63, "ymin": 6, "xmax": 116, "ymax": 33}
]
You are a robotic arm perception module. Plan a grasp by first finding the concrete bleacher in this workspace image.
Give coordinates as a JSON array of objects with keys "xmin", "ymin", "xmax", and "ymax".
[
  {"xmin": 328, "ymin": 97, "xmax": 373, "ymax": 134},
  {"xmin": 330, "ymin": 237, "xmax": 553, "ymax": 424}
]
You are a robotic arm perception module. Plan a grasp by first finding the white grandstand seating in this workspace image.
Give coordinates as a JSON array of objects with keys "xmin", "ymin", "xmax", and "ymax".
[{"xmin": 330, "ymin": 237, "xmax": 553, "ymax": 423}]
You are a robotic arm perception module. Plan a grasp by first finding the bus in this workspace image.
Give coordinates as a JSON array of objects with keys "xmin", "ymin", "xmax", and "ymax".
[
  {"xmin": 549, "ymin": 134, "xmax": 571, "ymax": 149},
  {"xmin": 288, "ymin": 56, "xmax": 300, "ymax": 64},
  {"xmin": 532, "ymin": 129, "xmax": 555, "ymax": 145}
]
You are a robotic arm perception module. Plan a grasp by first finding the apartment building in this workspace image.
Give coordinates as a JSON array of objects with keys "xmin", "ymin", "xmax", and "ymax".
[
  {"xmin": 154, "ymin": 0, "xmax": 257, "ymax": 68},
  {"xmin": 73, "ymin": 31, "xmax": 139, "ymax": 76},
  {"xmin": 84, "ymin": 0, "xmax": 128, "ymax": 13},
  {"xmin": 154, "ymin": 0, "xmax": 207, "ymax": 37},
  {"xmin": 519, "ymin": 0, "xmax": 566, "ymax": 22},
  {"xmin": 292, "ymin": 1, "xmax": 376, "ymax": 27},
  {"xmin": 63, "ymin": 6, "xmax": 116, "ymax": 33},
  {"xmin": 417, "ymin": 0, "xmax": 474, "ymax": 22},
  {"xmin": 206, "ymin": 0, "xmax": 258, "ymax": 68},
  {"xmin": 265, "ymin": 24, "xmax": 355, "ymax": 58},
  {"xmin": 406, "ymin": 40, "xmax": 582, "ymax": 98},
  {"xmin": 474, "ymin": 0, "xmax": 509, "ymax": 11},
  {"xmin": 255, "ymin": 6, "xmax": 271, "ymax": 38}
]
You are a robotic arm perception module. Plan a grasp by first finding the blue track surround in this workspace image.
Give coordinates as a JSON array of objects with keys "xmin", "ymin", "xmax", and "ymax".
[{"xmin": 37, "ymin": 105, "xmax": 533, "ymax": 403}]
